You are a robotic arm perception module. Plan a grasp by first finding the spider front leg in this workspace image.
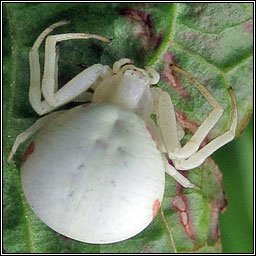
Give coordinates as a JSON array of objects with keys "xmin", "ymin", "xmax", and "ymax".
[
  {"xmin": 165, "ymin": 65, "xmax": 225, "ymax": 160},
  {"xmin": 29, "ymin": 21, "xmax": 112, "ymax": 115},
  {"xmin": 173, "ymin": 88, "xmax": 237, "ymax": 170},
  {"xmin": 156, "ymin": 66, "xmax": 237, "ymax": 171}
]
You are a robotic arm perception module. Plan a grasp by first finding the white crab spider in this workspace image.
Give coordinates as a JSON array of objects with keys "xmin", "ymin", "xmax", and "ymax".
[{"xmin": 7, "ymin": 21, "xmax": 237, "ymax": 244}]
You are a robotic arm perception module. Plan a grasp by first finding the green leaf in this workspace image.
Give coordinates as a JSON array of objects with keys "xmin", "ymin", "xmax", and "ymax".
[
  {"xmin": 213, "ymin": 116, "xmax": 253, "ymax": 253},
  {"xmin": 3, "ymin": 3, "xmax": 253, "ymax": 253}
]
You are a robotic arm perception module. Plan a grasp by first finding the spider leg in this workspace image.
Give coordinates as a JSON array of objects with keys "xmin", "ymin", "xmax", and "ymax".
[
  {"xmin": 150, "ymin": 87, "xmax": 185, "ymax": 150},
  {"xmin": 145, "ymin": 118, "xmax": 166, "ymax": 153},
  {"xmin": 173, "ymin": 88, "xmax": 237, "ymax": 170},
  {"xmin": 166, "ymin": 65, "xmax": 224, "ymax": 160},
  {"xmin": 149, "ymin": 88, "xmax": 198, "ymax": 189},
  {"xmin": 29, "ymin": 21, "xmax": 112, "ymax": 115},
  {"xmin": 7, "ymin": 111, "xmax": 65, "ymax": 163},
  {"xmin": 156, "ymin": 66, "xmax": 237, "ymax": 170},
  {"xmin": 162, "ymin": 154, "xmax": 200, "ymax": 190},
  {"xmin": 156, "ymin": 90, "xmax": 182, "ymax": 154},
  {"xmin": 41, "ymin": 33, "xmax": 111, "ymax": 109},
  {"xmin": 29, "ymin": 21, "xmax": 69, "ymax": 115}
]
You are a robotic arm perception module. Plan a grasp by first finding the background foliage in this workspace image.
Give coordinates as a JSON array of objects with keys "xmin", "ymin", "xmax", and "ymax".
[{"xmin": 3, "ymin": 3, "xmax": 253, "ymax": 253}]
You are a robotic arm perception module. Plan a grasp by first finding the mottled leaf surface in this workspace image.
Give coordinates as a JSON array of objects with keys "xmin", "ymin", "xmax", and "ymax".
[{"xmin": 3, "ymin": 3, "xmax": 253, "ymax": 253}]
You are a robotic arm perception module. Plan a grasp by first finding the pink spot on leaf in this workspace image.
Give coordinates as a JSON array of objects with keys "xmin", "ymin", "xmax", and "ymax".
[
  {"xmin": 163, "ymin": 52, "xmax": 177, "ymax": 64},
  {"xmin": 172, "ymin": 194, "xmax": 186, "ymax": 212},
  {"xmin": 238, "ymin": 112, "xmax": 253, "ymax": 135},
  {"xmin": 175, "ymin": 109, "xmax": 210, "ymax": 148},
  {"xmin": 243, "ymin": 23, "xmax": 253, "ymax": 35},
  {"xmin": 152, "ymin": 199, "xmax": 161, "ymax": 219},
  {"xmin": 208, "ymin": 198, "xmax": 220, "ymax": 242},
  {"xmin": 119, "ymin": 8, "xmax": 162, "ymax": 50},
  {"xmin": 22, "ymin": 141, "xmax": 35, "ymax": 165},
  {"xmin": 162, "ymin": 53, "xmax": 190, "ymax": 100},
  {"xmin": 172, "ymin": 195, "xmax": 196, "ymax": 240},
  {"xmin": 174, "ymin": 109, "xmax": 200, "ymax": 135}
]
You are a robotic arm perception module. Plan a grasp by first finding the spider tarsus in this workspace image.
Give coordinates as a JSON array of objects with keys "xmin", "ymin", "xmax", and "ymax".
[
  {"xmin": 189, "ymin": 183, "xmax": 201, "ymax": 190},
  {"xmin": 193, "ymin": 184, "xmax": 201, "ymax": 191},
  {"xmin": 62, "ymin": 20, "xmax": 71, "ymax": 25}
]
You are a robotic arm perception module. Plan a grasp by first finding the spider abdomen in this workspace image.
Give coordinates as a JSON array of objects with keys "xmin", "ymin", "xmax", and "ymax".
[{"xmin": 21, "ymin": 103, "xmax": 165, "ymax": 243}]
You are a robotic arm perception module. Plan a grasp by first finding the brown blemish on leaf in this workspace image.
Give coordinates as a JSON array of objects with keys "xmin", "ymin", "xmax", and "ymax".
[
  {"xmin": 152, "ymin": 199, "xmax": 161, "ymax": 219},
  {"xmin": 208, "ymin": 198, "xmax": 226, "ymax": 246},
  {"xmin": 221, "ymin": 191, "xmax": 228, "ymax": 214},
  {"xmin": 175, "ymin": 109, "xmax": 210, "ymax": 148},
  {"xmin": 22, "ymin": 141, "xmax": 35, "ymax": 165},
  {"xmin": 163, "ymin": 52, "xmax": 177, "ymax": 65},
  {"xmin": 174, "ymin": 109, "xmax": 200, "ymax": 135},
  {"xmin": 162, "ymin": 52, "xmax": 191, "ymax": 100},
  {"xmin": 208, "ymin": 158, "xmax": 223, "ymax": 188},
  {"xmin": 119, "ymin": 8, "xmax": 162, "ymax": 50},
  {"xmin": 208, "ymin": 158, "xmax": 227, "ymax": 213},
  {"xmin": 237, "ymin": 112, "xmax": 252, "ymax": 136},
  {"xmin": 208, "ymin": 198, "xmax": 221, "ymax": 243},
  {"xmin": 195, "ymin": 158, "xmax": 226, "ymax": 245},
  {"xmin": 172, "ymin": 194, "xmax": 186, "ymax": 212},
  {"xmin": 172, "ymin": 195, "xmax": 196, "ymax": 240},
  {"xmin": 205, "ymin": 159, "xmax": 227, "ymax": 244},
  {"xmin": 243, "ymin": 23, "xmax": 253, "ymax": 35},
  {"xmin": 180, "ymin": 211, "xmax": 188, "ymax": 225}
]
